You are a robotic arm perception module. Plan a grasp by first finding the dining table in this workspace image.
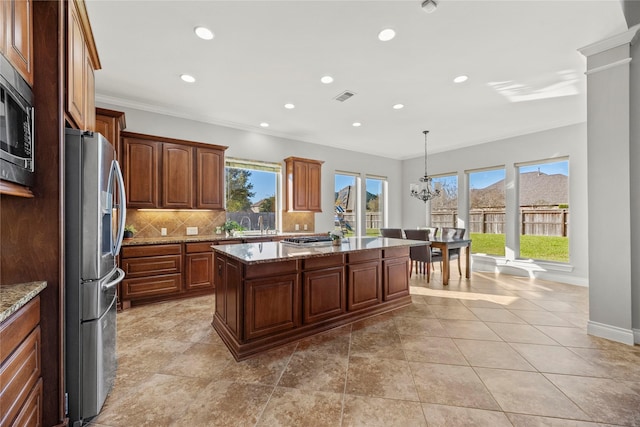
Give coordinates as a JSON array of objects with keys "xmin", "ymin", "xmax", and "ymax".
[{"xmin": 428, "ymin": 237, "xmax": 472, "ymax": 285}]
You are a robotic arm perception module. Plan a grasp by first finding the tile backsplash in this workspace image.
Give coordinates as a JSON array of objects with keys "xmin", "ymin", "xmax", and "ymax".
[{"xmin": 126, "ymin": 210, "xmax": 226, "ymax": 238}]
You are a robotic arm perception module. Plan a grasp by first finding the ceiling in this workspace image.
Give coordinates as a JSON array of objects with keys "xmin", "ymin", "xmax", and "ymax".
[{"xmin": 85, "ymin": 1, "xmax": 627, "ymax": 160}]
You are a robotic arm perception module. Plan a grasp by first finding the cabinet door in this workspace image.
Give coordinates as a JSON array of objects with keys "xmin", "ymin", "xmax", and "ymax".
[
  {"xmin": 185, "ymin": 252, "xmax": 214, "ymax": 290},
  {"xmin": 347, "ymin": 261, "xmax": 381, "ymax": 311},
  {"xmin": 292, "ymin": 161, "xmax": 308, "ymax": 211},
  {"xmin": 196, "ymin": 147, "xmax": 224, "ymax": 209},
  {"xmin": 303, "ymin": 267, "xmax": 345, "ymax": 324},
  {"xmin": 85, "ymin": 54, "xmax": 95, "ymax": 131},
  {"xmin": 162, "ymin": 143, "xmax": 193, "ymax": 209},
  {"xmin": 121, "ymin": 273, "xmax": 182, "ymax": 300},
  {"xmin": 67, "ymin": 0, "xmax": 86, "ymax": 128},
  {"xmin": 245, "ymin": 274, "xmax": 300, "ymax": 340},
  {"xmin": 307, "ymin": 161, "xmax": 322, "ymax": 212},
  {"xmin": 5, "ymin": 0, "xmax": 33, "ymax": 86},
  {"xmin": 124, "ymin": 138, "xmax": 159, "ymax": 208},
  {"xmin": 95, "ymin": 108, "xmax": 126, "ymax": 159},
  {"xmin": 383, "ymin": 257, "xmax": 410, "ymax": 301}
]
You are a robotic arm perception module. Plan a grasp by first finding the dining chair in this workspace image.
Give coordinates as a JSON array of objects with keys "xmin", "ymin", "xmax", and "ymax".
[
  {"xmin": 441, "ymin": 227, "xmax": 466, "ymax": 275},
  {"xmin": 380, "ymin": 228, "xmax": 404, "ymax": 238},
  {"xmin": 403, "ymin": 229, "xmax": 442, "ymax": 282}
]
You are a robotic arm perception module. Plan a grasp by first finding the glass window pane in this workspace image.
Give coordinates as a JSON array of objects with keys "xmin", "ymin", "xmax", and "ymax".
[
  {"xmin": 469, "ymin": 168, "xmax": 506, "ymax": 256},
  {"xmin": 366, "ymin": 177, "xmax": 385, "ymax": 236},
  {"xmin": 518, "ymin": 160, "xmax": 569, "ymax": 262},
  {"xmin": 335, "ymin": 173, "xmax": 357, "ymax": 236},
  {"xmin": 431, "ymin": 175, "xmax": 458, "ymax": 231}
]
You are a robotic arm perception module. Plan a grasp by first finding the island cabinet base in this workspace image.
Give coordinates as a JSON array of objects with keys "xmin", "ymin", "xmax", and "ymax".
[{"xmin": 212, "ymin": 246, "xmax": 411, "ymax": 361}]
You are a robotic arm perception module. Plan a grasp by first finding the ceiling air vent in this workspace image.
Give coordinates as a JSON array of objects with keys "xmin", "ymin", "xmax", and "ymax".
[{"xmin": 334, "ymin": 90, "xmax": 356, "ymax": 102}]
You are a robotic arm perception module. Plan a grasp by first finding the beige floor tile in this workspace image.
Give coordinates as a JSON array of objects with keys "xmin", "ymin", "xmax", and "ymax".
[
  {"xmin": 423, "ymin": 295, "xmax": 465, "ymax": 306},
  {"xmin": 534, "ymin": 326, "xmax": 609, "ymax": 348},
  {"xmin": 460, "ymin": 298, "xmax": 507, "ymax": 309},
  {"xmin": 256, "ymin": 387, "xmax": 343, "ymax": 427},
  {"xmin": 429, "ymin": 304, "xmax": 480, "ymax": 321},
  {"xmin": 530, "ymin": 299, "xmax": 585, "ymax": 313},
  {"xmin": 508, "ymin": 309, "xmax": 575, "ymax": 327},
  {"xmin": 475, "ymin": 368, "xmax": 591, "ymax": 420},
  {"xmin": 502, "ymin": 298, "xmax": 551, "ymax": 311},
  {"xmin": 454, "ymin": 339, "xmax": 535, "ymax": 371},
  {"xmin": 393, "ymin": 316, "xmax": 449, "ymax": 337},
  {"xmin": 216, "ymin": 344, "xmax": 297, "ymax": 386},
  {"xmin": 409, "ymin": 362, "xmax": 501, "ymax": 410},
  {"xmin": 93, "ymin": 373, "xmax": 211, "ymax": 426},
  {"xmin": 507, "ymin": 413, "xmax": 612, "ymax": 426},
  {"xmin": 350, "ymin": 330, "xmax": 406, "ymax": 360},
  {"xmin": 277, "ymin": 351, "xmax": 348, "ymax": 393},
  {"xmin": 171, "ymin": 380, "xmax": 273, "ymax": 427},
  {"xmin": 545, "ymin": 373, "xmax": 640, "ymax": 426},
  {"xmin": 485, "ymin": 322, "xmax": 558, "ymax": 345},
  {"xmin": 342, "ymin": 395, "xmax": 427, "ymax": 427},
  {"xmin": 400, "ymin": 335, "xmax": 469, "ymax": 365},
  {"xmin": 510, "ymin": 343, "xmax": 604, "ymax": 376},
  {"xmin": 116, "ymin": 337, "xmax": 189, "ymax": 373},
  {"xmin": 295, "ymin": 324, "xmax": 352, "ymax": 355},
  {"xmin": 160, "ymin": 342, "xmax": 234, "ymax": 379},
  {"xmin": 568, "ymin": 346, "xmax": 640, "ymax": 381},
  {"xmin": 422, "ymin": 403, "xmax": 513, "ymax": 426},
  {"xmin": 468, "ymin": 307, "xmax": 527, "ymax": 323},
  {"xmin": 439, "ymin": 319, "xmax": 502, "ymax": 341},
  {"xmin": 351, "ymin": 312, "xmax": 396, "ymax": 332},
  {"xmin": 391, "ymin": 302, "xmax": 437, "ymax": 318},
  {"xmin": 346, "ymin": 356, "xmax": 419, "ymax": 401}
]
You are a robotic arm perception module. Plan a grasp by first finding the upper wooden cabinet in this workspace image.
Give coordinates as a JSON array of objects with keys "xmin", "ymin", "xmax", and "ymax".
[
  {"xmin": 122, "ymin": 132, "xmax": 226, "ymax": 210},
  {"xmin": 95, "ymin": 107, "xmax": 126, "ymax": 159},
  {"xmin": 66, "ymin": 0, "xmax": 100, "ymax": 131},
  {"xmin": 1, "ymin": 0, "xmax": 34, "ymax": 86},
  {"xmin": 285, "ymin": 157, "xmax": 323, "ymax": 212}
]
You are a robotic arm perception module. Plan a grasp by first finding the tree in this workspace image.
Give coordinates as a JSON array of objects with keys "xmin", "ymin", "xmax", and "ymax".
[
  {"xmin": 226, "ymin": 168, "xmax": 255, "ymax": 212},
  {"xmin": 260, "ymin": 195, "xmax": 275, "ymax": 212}
]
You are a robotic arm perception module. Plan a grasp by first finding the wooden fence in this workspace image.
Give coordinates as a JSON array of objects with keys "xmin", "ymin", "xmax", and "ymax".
[{"xmin": 432, "ymin": 209, "xmax": 569, "ymax": 237}]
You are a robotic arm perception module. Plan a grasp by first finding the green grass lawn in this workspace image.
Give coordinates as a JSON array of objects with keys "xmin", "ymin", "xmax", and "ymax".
[{"xmin": 471, "ymin": 233, "xmax": 569, "ymax": 263}]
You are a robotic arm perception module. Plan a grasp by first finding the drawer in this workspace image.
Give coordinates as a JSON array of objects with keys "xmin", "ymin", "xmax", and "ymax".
[
  {"xmin": 121, "ymin": 255, "xmax": 182, "ymax": 278},
  {"xmin": 186, "ymin": 242, "xmax": 215, "ymax": 253},
  {"xmin": 245, "ymin": 260, "xmax": 298, "ymax": 279},
  {"xmin": 214, "ymin": 239, "xmax": 242, "ymax": 245},
  {"xmin": 10, "ymin": 378, "xmax": 42, "ymax": 427},
  {"xmin": 0, "ymin": 327, "xmax": 41, "ymax": 427},
  {"xmin": 0, "ymin": 297, "xmax": 40, "ymax": 362},
  {"xmin": 347, "ymin": 250, "xmax": 380, "ymax": 264},
  {"xmin": 383, "ymin": 246, "xmax": 409, "ymax": 259},
  {"xmin": 303, "ymin": 254, "xmax": 344, "ymax": 270},
  {"xmin": 122, "ymin": 273, "xmax": 182, "ymax": 300},
  {"xmin": 121, "ymin": 243, "xmax": 182, "ymax": 258}
]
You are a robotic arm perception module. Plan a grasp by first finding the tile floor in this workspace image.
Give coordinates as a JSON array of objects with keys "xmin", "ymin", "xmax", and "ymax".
[{"xmin": 90, "ymin": 270, "xmax": 640, "ymax": 426}]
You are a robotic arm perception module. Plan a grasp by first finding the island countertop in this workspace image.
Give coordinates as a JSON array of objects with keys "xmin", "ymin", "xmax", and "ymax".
[
  {"xmin": 121, "ymin": 231, "xmax": 325, "ymax": 246},
  {"xmin": 211, "ymin": 236, "xmax": 425, "ymax": 264},
  {"xmin": 0, "ymin": 281, "xmax": 47, "ymax": 323}
]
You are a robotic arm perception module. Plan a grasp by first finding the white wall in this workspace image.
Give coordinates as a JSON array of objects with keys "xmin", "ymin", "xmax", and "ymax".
[
  {"xmin": 401, "ymin": 123, "xmax": 589, "ymax": 286},
  {"xmin": 98, "ymin": 102, "xmax": 404, "ymax": 234}
]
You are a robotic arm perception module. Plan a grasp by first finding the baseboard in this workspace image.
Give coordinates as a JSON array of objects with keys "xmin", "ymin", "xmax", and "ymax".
[
  {"xmin": 634, "ymin": 328, "xmax": 640, "ymax": 345},
  {"xmin": 587, "ymin": 320, "xmax": 635, "ymax": 345}
]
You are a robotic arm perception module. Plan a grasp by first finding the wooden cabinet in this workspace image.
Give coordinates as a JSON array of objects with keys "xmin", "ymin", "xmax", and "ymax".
[
  {"xmin": 2, "ymin": 0, "xmax": 34, "ymax": 86},
  {"xmin": 185, "ymin": 242, "xmax": 215, "ymax": 291},
  {"xmin": 66, "ymin": 0, "xmax": 100, "ymax": 131},
  {"xmin": 285, "ymin": 157, "xmax": 323, "ymax": 212},
  {"xmin": 122, "ymin": 132, "xmax": 226, "ymax": 209},
  {"xmin": 95, "ymin": 108, "xmax": 126, "ymax": 159},
  {"xmin": 0, "ymin": 297, "xmax": 42, "ymax": 427},
  {"xmin": 347, "ymin": 250, "xmax": 382, "ymax": 311},
  {"xmin": 382, "ymin": 247, "xmax": 411, "ymax": 301}
]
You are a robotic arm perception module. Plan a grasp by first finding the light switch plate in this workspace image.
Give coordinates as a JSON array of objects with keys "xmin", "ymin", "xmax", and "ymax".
[
  {"xmin": 161, "ymin": 228, "xmax": 167, "ymax": 236},
  {"xmin": 186, "ymin": 227, "xmax": 198, "ymax": 235}
]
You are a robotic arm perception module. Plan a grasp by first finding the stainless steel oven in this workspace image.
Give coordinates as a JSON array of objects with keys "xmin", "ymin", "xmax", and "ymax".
[{"xmin": 0, "ymin": 53, "xmax": 35, "ymax": 186}]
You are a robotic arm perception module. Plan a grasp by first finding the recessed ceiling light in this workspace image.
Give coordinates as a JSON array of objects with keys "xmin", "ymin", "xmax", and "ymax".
[
  {"xmin": 378, "ymin": 28, "xmax": 396, "ymax": 42},
  {"xmin": 320, "ymin": 75, "xmax": 334, "ymax": 84},
  {"xmin": 284, "ymin": 103, "xmax": 295, "ymax": 109},
  {"xmin": 393, "ymin": 104, "xmax": 405, "ymax": 110},
  {"xmin": 194, "ymin": 26, "xmax": 214, "ymax": 40},
  {"xmin": 454, "ymin": 75, "xmax": 469, "ymax": 83},
  {"xmin": 180, "ymin": 74, "xmax": 196, "ymax": 83},
  {"xmin": 352, "ymin": 122, "xmax": 362, "ymax": 127},
  {"xmin": 260, "ymin": 122, "xmax": 269, "ymax": 128}
]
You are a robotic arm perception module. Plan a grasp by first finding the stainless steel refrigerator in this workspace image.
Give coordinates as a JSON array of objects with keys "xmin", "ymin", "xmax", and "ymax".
[{"xmin": 64, "ymin": 128, "xmax": 126, "ymax": 426}]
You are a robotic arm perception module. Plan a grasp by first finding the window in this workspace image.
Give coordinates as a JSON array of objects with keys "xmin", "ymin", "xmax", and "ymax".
[
  {"xmin": 366, "ymin": 176, "xmax": 386, "ymax": 236},
  {"xmin": 430, "ymin": 175, "xmax": 458, "ymax": 230},
  {"xmin": 335, "ymin": 173, "xmax": 358, "ymax": 236},
  {"xmin": 518, "ymin": 159, "xmax": 569, "ymax": 262},
  {"xmin": 225, "ymin": 159, "xmax": 280, "ymax": 231},
  {"xmin": 469, "ymin": 168, "xmax": 506, "ymax": 256}
]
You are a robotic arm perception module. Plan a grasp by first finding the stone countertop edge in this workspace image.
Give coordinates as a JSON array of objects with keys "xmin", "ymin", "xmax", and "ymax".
[
  {"xmin": 211, "ymin": 237, "xmax": 425, "ymax": 265},
  {"xmin": 0, "ymin": 281, "xmax": 47, "ymax": 324},
  {"xmin": 121, "ymin": 232, "xmax": 325, "ymax": 246}
]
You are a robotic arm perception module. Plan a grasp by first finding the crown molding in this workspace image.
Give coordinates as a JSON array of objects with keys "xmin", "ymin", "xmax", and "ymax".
[{"xmin": 579, "ymin": 23, "xmax": 640, "ymax": 57}]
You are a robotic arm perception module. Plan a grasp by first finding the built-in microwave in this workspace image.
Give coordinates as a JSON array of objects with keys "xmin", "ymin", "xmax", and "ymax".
[{"xmin": 0, "ymin": 53, "xmax": 35, "ymax": 187}]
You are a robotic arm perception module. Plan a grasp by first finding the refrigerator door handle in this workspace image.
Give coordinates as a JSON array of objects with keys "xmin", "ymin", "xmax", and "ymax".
[
  {"xmin": 101, "ymin": 268, "xmax": 126, "ymax": 292},
  {"xmin": 112, "ymin": 160, "xmax": 127, "ymax": 256}
]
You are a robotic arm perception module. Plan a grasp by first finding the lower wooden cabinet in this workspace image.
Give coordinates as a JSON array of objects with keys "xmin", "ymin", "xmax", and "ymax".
[
  {"xmin": 185, "ymin": 242, "xmax": 215, "ymax": 291},
  {"xmin": 383, "ymin": 247, "xmax": 411, "ymax": 301},
  {"xmin": 245, "ymin": 274, "xmax": 300, "ymax": 340},
  {"xmin": 0, "ymin": 297, "xmax": 42, "ymax": 427}
]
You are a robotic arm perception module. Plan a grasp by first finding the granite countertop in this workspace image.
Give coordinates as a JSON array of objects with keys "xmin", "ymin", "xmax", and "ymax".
[
  {"xmin": 212, "ymin": 236, "xmax": 424, "ymax": 264},
  {"xmin": 121, "ymin": 232, "xmax": 324, "ymax": 246},
  {"xmin": 0, "ymin": 281, "xmax": 47, "ymax": 323}
]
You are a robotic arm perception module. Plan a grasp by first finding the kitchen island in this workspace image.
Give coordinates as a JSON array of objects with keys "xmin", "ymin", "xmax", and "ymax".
[{"xmin": 212, "ymin": 236, "xmax": 417, "ymax": 360}]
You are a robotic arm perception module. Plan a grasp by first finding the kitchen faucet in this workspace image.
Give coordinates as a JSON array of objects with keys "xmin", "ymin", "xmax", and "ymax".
[{"xmin": 258, "ymin": 216, "xmax": 264, "ymax": 234}]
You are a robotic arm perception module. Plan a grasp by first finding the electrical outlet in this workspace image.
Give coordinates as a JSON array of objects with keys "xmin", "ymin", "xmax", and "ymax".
[
  {"xmin": 295, "ymin": 224, "xmax": 299, "ymax": 231},
  {"xmin": 161, "ymin": 228, "xmax": 167, "ymax": 236},
  {"xmin": 304, "ymin": 224, "xmax": 308, "ymax": 231},
  {"xmin": 186, "ymin": 226, "xmax": 198, "ymax": 235}
]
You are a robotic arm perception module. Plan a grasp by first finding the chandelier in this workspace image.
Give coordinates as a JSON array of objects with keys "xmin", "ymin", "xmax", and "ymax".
[{"xmin": 410, "ymin": 130, "xmax": 440, "ymax": 202}]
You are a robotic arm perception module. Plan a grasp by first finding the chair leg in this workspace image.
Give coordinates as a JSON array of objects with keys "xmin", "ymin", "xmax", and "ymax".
[
  {"xmin": 426, "ymin": 261, "xmax": 431, "ymax": 283},
  {"xmin": 409, "ymin": 260, "xmax": 414, "ymax": 277},
  {"xmin": 457, "ymin": 257, "xmax": 462, "ymax": 275}
]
